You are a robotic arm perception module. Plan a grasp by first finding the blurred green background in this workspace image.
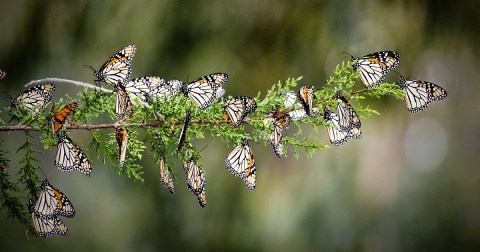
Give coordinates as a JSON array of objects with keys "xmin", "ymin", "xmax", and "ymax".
[{"xmin": 0, "ymin": 0, "xmax": 478, "ymax": 251}]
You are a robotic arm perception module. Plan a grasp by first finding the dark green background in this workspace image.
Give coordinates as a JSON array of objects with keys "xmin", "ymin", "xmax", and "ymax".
[{"xmin": 0, "ymin": 0, "xmax": 478, "ymax": 251}]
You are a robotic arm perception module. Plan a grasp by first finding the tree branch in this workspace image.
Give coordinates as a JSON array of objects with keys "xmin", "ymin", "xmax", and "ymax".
[{"xmin": 24, "ymin": 78, "xmax": 113, "ymax": 93}]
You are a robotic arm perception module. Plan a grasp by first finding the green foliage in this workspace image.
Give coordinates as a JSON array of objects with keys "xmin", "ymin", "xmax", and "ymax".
[{"xmin": 0, "ymin": 144, "xmax": 36, "ymax": 237}]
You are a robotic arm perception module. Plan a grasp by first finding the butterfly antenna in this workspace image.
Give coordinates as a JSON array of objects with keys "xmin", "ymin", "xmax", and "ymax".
[
  {"xmin": 342, "ymin": 52, "xmax": 355, "ymax": 60},
  {"xmin": 0, "ymin": 90, "xmax": 12, "ymax": 102},
  {"xmin": 199, "ymin": 144, "xmax": 208, "ymax": 153},
  {"xmin": 84, "ymin": 65, "xmax": 97, "ymax": 73}
]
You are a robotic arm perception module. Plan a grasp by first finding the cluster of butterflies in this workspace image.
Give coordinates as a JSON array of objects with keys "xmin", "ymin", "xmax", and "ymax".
[
  {"xmin": 7, "ymin": 46, "xmax": 448, "ymax": 236},
  {"xmin": 28, "ymin": 180, "xmax": 75, "ymax": 237}
]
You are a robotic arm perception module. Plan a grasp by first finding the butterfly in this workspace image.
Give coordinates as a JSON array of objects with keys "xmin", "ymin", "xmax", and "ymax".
[
  {"xmin": 125, "ymin": 76, "xmax": 165, "ymax": 102},
  {"xmin": 224, "ymin": 96, "xmax": 257, "ymax": 128},
  {"xmin": 225, "ymin": 139, "xmax": 256, "ymax": 190},
  {"xmin": 335, "ymin": 93, "xmax": 362, "ymax": 133},
  {"xmin": 29, "ymin": 200, "xmax": 69, "ymax": 237},
  {"xmin": 31, "ymin": 179, "xmax": 75, "ymax": 218},
  {"xmin": 348, "ymin": 51, "xmax": 400, "ymax": 88},
  {"xmin": 50, "ymin": 102, "xmax": 78, "ymax": 136},
  {"xmin": 10, "ymin": 84, "xmax": 55, "ymax": 117},
  {"xmin": 283, "ymin": 91, "xmax": 319, "ymax": 121},
  {"xmin": 159, "ymin": 159, "xmax": 174, "ymax": 195},
  {"xmin": 152, "ymin": 79, "xmax": 183, "ymax": 100},
  {"xmin": 297, "ymin": 86, "xmax": 315, "ymax": 116},
  {"xmin": 267, "ymin": 113, "xmax": 291, "ymax": 158},
  {"xmin": 397, "ymin": 75, "xmax": 447, "ymax": 113},
  {"xmin": 177, "ymin": 111, "xmax": 192, "ymax": 151},
  {"xmin": 115, "ymin": 83, "xmax": 133, "ymax": 119},
  {"xmin": 89, "ymin": 44, "xmax": 136, "ymax": 85},
  {"xmin": 184, "ymin": 158, "xmax": 206, "ymax": 207},
  {"xmin": 181, "ymin": 73, "xmax": 228, "ymax": 110},
  {"xmin": 323, "ymin": 107, "xmax": 353, "ymax": 146},
  {"xmin": 115, "ymin": 127, "xmax": 129, "ymax": 167},
  {"xmin": 55, "ymin": 132, "xmax": 92, "ymax": 175},
  {"xmin": 0, "ymin": 69, "xmax": 5, "ymax": 79}
]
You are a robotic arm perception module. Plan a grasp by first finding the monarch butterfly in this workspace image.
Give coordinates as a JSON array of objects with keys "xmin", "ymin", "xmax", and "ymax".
[
  {"xmin": 159, "ymin": 159, "xmax": 175, "ymax": 195},
  {"xmin": 283, "ymin": 91, "xmax": 316, "ymax": 121},
  {"xmin": 348, "ymin": 51, "xmax": 400, "ymax": 88},
  {"xmin": 32, "ymin": 180, "xmax": 75, "ymax": 218},
  {"xmin": 50, "ymin": 102, "xmax": 78, "ymax": 136},
  {"xmin": 115, "ymin": 83, "xmax": 133, "ymax": 119},
  {"xmin": 298, "ymin": 86, "xmax": 315, "ymax": 116},
  {"xmin": 125, "ymin": 76, "xmax": 165, "ymax": 102},
  {"xmin": 335, "ymin": 94, "xmax": 361, "ymax": 130},
  {"xmin": 397, "ymin": 75, "xmax": 447, "ymax": 113},
  {"xmin": 184, "ymin": 158, "xmax": 206, "ymax": 207},
  {"xmin": 267, "ymin": 113, "xmax": 291, "ymax": 158},
  {"xmin": 177, "ymin": 111, "xmax": 192, "ymax": 151},
  {"xmin": 10, "ymin": 84, "xmax": 55, "ymax": 117},
  {"xmin": 0, "ymin": 69, "xmax": 5, "ymax": 79},
  {"xmin": 225, "ymin": 139, "xmax": 256, "ymax": 190},
  {"xmin": 224, "ymin": 96, "xmax": 257, "ymax": 128},
  {"xmin": 152, "ymin": 79, "xmax": 183, "ymax": 100},
  {"xmin": 181, "ymin": 73, "xmax": 228, "ymax": 110},
  {"xmin": 323, "ymin": 107, "xmax": 351, "ymax": 146},
  {"xmin": 115, "ymin": 127, "xmax": 129, "ymax": 167},
  {"xmin": 55, "ymin": 132, "xmax": 92, "ymax": 175},
  {"xmin": 89, "ymin": 44, "xmax": 136, "ymax": 85},
  {"xmin": 29, "ymin": 200, "xmax": 68, "ymax": 237}
]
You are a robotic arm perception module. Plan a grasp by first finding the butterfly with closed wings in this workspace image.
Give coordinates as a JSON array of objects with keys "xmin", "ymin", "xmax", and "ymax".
[
  {"xmin": 55, "ymin": 132, "xmax": 92, "ymax": 175},
  {"xmin": 31, "ymin": 179, "xmax": 75, "ymax": 218},
  {"xmin": 184, "ymin": 158, "xmax": 207, "ymax": 207},
  {"xmin": 50, "ymin": 102, "xmax": 78, "ymax": 136},
  {"xmin": 225, "ymin": 139, "xmax": 256, "ymax": 190},
  {"xmin": 29, "ymin": 200, "xmax": 69, "ymax": 237},
  {"xmin": 224, "ymin": 96, "xmax": 257, "ymax": 128}
]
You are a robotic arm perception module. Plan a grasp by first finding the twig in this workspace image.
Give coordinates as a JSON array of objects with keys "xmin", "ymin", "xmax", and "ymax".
[{"xmin": 24, "ymin": 78, "xmax": 113, "ymax": 93}]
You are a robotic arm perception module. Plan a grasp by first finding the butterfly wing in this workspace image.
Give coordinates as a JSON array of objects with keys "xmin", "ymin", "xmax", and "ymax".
[
  {"xmin": 115, "ymin": 83, "xmax": 133, "ymax": 119},
  {"xmin": 11, "ymin": 84, "xmax": 55, "ymax": 117},
  {"xmin": 324, "ymin": 107, "xmax": 350, "ymax": 146},
  {"xmin": 184, "ymin": 159, "xmax": 206, "ymax": 207},
  {"xmin": 177, "ymin": 111, "xmax": 191, "ymax": 151},
  {"xmin": 298, "ymin": 86, "xmax": 315, "ymax": 116},
  {"xmin": 29, "ymin": 200, "xmax": 68, "ymax": 237},
  {"xmin": 225, "ymin": 139, "xmax": 256, "ymax": 190},
  {"xmin": 34, "ymin": 180, "xmax": 75, "ymax": 218},
  {"xmin": 353, "ymin": 51, "xmax": 399, "ymax": 88},
  {"xmin": 159, "ymin": 159, "xmax": 175, "ymax": 195},
  {"xmin": 182, "ymin": 73, "xmax": 228, "ymax": 110},
  {"xmin": 267, "ymin": 114, "xmax": 291, "ymax": 158},
  {"xmin": 115, "ymin": 127, "xmax": 129, "ymax": 167},
  {"xmin": 93, "ymin": 44, "xmax": 136, "ymax": 85},
  {"xmin": 55, "ymin": 133, "xmax": 92, "ymax": 175},
  {"xmin": 50, "ymin": 102, "xmax": 78, "ymax": 135},
  {"xmin": 224, "ymin": 97, "xmax": 257, "ymax": 128}
]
